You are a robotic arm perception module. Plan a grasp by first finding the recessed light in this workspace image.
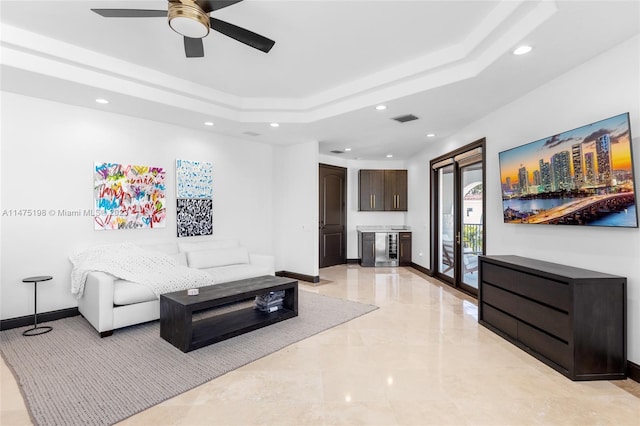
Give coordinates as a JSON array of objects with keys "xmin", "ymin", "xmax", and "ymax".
[
  {"xmin": 375, "ymin": 105, "xmax": 387, "ymax": 110},
  {"xmin": 204, "ymin": 121, "xmax": 214, "ymax": 126},
  {"xmin": 386, "ymin": 154, "xmax": 393, "ymax": 158},
  {"xmin": 270, "ymin": 122, "xmax": 279, "ymax": 128},
  {"xmin": 426, "ymin": 133, "xmax": 436, "ymax": 137},
  {"xmin": 95, "ymin": 98, "xmax": 109, "ymax": 104},
  {"xmin": 513, "ymin": 45, "xmax": 533, "ymax": 55},
  {"xmin": 344, "ymin": 148, "xmax": 352, "ymax": 152}
]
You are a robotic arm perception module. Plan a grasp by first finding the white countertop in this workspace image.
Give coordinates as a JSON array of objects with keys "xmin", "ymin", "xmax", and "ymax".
[{"xmin": 356, "ymin": 225, "xmax": 411, "ymax": 232}]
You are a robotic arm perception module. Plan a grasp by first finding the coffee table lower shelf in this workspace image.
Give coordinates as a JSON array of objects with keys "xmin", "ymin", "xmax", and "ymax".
[
  {"xmin": 160, "ymin": 276, "xmax": 298, "ymax": 353},
  {"xmin": 190, "ymin": 307, "xmax": 298, "ymax": 350}
]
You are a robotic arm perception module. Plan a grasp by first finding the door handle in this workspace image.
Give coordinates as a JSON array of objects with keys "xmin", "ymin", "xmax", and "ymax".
[{"xmin": 456, "ymin": 232, "xmax": 461, "ymax": 245}]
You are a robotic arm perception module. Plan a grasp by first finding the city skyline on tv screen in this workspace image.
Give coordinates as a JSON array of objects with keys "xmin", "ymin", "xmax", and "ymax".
[{"xmin": 499, "ymin": 113, "xmax": 637, "ymax": 227}]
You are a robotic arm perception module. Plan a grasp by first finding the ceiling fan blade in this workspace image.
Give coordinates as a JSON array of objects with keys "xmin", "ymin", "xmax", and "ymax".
[
  {"xmin": 196, "ymin": 1, "xmax": 244, "ymax": 13},
  {"xmin": 184, "ymin": 37, "xmax": 205, "ymax": 58},
  {"xmin": 91, "ymin": 9, "xmax": 167, "ymax": 18},
  {"xmin": 209, "ymin": 17, "xmax": 275, "ymax": 53}
]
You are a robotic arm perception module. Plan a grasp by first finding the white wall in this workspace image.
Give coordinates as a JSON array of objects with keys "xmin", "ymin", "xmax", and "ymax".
[
  {"xmin": 0, "ymin": 92, "xmax": 275, "ymax": 320},
  {"xmin": 318, "ymin": 155, "xmax": 407, "ymax": 259},
  {"xmin": 273, "ymin": 142, "xmax": 319, "ymax": 277},
  {"xmin": 406, "ymin": 159, "xmax": 431, "ymax": 268},
  {"xmin": 407, "ymin": 35, "xmax": 640, "ymax": 363}
]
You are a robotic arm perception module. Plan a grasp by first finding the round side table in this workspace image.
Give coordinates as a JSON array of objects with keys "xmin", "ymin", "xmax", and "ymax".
[{"xmin": 22, "ymin": 276, "xmax": 53, "ymax": 336}]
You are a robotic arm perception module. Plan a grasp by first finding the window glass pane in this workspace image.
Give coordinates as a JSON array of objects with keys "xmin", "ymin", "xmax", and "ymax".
[
  {"xmin": 460, "ymin": 162, "xmax": 483, "ymax": 289},
  {"xmin": 438, "ymin": 164, "xmax": 454, "ymax": 278}
]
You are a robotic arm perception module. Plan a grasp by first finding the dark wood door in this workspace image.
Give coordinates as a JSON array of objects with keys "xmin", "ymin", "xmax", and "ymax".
[
  {"xmin": 358, "ymin": 170, "xmax": 385, "ymax": 211},
  {"xmin": 385, "ymin": 170, "xmax": 407, "ymax": 211},
  {"xmin": 319, "ymin": 164, "xmax": 347, "ymax": 268}
]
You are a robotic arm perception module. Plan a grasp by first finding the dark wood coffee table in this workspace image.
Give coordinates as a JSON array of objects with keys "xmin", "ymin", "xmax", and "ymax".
[{"xmin": 160, "ymin": 275, "xmax": 298, "ymax": 352}]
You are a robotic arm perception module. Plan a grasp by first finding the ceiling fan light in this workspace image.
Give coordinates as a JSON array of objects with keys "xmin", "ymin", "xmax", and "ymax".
[{"xmin": 168, "ymin": 2, "xmax": 209, "ymax": 38}]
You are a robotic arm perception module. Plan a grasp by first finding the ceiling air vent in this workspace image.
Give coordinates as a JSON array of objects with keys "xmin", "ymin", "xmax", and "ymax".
[
  {"xmin": 330, "ymin": 150, "xmax": 345, "ymax": 154},
  {"xmin": 243, "ymin": 131, "xmax": 261, "ymax": 136},
  {"xmin": 392, "ymin": 114, "xmax": 419, "ymax": 123}
]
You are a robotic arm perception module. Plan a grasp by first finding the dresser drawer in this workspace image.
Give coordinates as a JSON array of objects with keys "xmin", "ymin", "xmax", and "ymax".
[
  {"xmin": 482, "ymin": 284, "xmax": 570, "ymax": 342},
  {"xmin": 482, "ymin": 304, "xmax": 517, "ymax": 339},
  {"xmin": 518, "ymin": 321, "xmax": 571, "ymax": 370},
  {"xmin": 482, "ymin": 262, "xmax": 570, "ymax": 312}
]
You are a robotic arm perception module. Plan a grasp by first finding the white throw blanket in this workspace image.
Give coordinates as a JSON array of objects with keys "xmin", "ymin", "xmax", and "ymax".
[{"xmin": 69, "ymin": 243, "xmax": 216, "ymax": 298}]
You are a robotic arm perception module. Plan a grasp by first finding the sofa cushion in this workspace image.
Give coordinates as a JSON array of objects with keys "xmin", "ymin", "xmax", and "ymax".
[
  {"xmin": 187, "ymin": 247, "xmax": 250, "ymax": 269},
  {"xmin": 113, "ymin": 280, "xmax": 157, "ymax": 305},
  {"xmin": 201, "ymin": 264, "xmax": 272, "ymax": 284},
  {"xmin": 178, "ymin": 239, "xmax": 239, "ymax": 253},
  {"xmin": 168, "ymin": 252, "xmax": 188, "ymax": 266},
  {"xmin": 137, "ymin": 242, "xmax": 179, "ymax": 254}
]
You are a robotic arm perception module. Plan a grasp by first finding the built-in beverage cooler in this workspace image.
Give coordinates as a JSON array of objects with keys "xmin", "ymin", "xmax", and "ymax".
[{"xmin": 374, "ymin": 232, "xmax": 398, "ymax": 267}]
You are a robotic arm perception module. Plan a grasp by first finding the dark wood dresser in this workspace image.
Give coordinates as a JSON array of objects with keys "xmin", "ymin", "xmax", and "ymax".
[{"xmin": 478, "ymin": 255, "xmax": 626, "ymax": 381}]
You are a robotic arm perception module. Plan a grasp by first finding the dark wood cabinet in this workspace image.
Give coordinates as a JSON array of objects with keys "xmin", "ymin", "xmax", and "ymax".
[
  {"xmin": 359, "ymin": 169, "xmax": 407, "ymax": 211},
  {"xmin": 359, "ymin": 232, "xmax": 376, "ymax": 266},
  {"xmin": 399, "ymin": 232, "xmax": 411, "ymax": 265},
  {"xmin": 384, "ymin": 170, "xmax": 407, "ymax": 211},
  {"xmin": 358, "ymin": 170, "xmax": 385, "ymax": 211},
  {"xmin": 479, "ymin": 255, "xmax": 626, "ymax": 381}
]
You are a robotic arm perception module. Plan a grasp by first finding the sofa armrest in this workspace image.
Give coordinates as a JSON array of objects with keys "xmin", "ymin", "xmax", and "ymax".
[
  {"xmin": 77, "ymin": 271, "xmax": 116, "ymax": 336},
  {"xmin": 249, "ymin": 253, "xmax": 275, "ymax": 275}
]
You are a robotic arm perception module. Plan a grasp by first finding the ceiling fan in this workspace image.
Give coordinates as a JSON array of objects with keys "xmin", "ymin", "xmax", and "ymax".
[{"xmin": 91, "ymin": 0, "xmax": 275, "ymax": 58}]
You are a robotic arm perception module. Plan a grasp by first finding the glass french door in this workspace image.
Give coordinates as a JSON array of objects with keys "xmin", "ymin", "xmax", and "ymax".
[
  {"xmin": 459, "ymin": 160, "xmax": 483, "ymax": 290},
  {"xmin": 431, "ymin": 141, "xmax": 485, "ymax": 296},
  {"xmin": 437, "ymin": 164, "xmax": 455, "ymax": 281}
]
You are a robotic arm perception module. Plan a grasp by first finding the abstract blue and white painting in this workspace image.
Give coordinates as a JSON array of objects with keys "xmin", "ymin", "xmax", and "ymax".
[{"xmin": 176, "ymin": 159, "xmax": 213, "ymax": 199}]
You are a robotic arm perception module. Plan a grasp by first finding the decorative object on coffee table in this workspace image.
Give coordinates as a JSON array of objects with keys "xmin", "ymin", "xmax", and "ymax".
[
  {"xmin": 254, "ymin": 290, "xmax": 285, "ymax": 312},
  {"xmin": 21, "ymin": 276, "xmax": 53, "ymax": 336}
]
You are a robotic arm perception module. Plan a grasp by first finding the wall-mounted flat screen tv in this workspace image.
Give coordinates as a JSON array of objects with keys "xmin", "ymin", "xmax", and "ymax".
[{"xmin": 499, "ymin": 113, "xmax": 638, "ymax": 227}]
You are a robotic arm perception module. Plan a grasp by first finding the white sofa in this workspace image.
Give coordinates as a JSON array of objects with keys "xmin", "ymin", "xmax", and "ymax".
[{"xmin": 78, "ymin": 239, "xmax": 275, "ymax": 337}]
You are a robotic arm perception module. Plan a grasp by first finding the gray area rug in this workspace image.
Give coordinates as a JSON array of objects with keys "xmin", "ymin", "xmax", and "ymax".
[{"xmin": 1, "ymin": 290, "xmax": 377, "ymax": 426}]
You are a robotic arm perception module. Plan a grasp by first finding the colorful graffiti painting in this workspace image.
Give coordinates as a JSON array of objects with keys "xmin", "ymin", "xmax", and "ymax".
[
  {"xmin": 94, "ymin": 162, "xmax": 166, "ymax": 230},
  {"xmin": 176, "ymin": 159, "xmax": 213, "ymax": 199},
  {"xmin": 177, "ymin": 199, "xmax": 213, "ymax": 237}
]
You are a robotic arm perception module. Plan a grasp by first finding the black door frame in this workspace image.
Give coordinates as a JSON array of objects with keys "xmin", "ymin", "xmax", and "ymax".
[{"xmin": 430, "ymin": 139, "xmax": 486, "ymax": 297}]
